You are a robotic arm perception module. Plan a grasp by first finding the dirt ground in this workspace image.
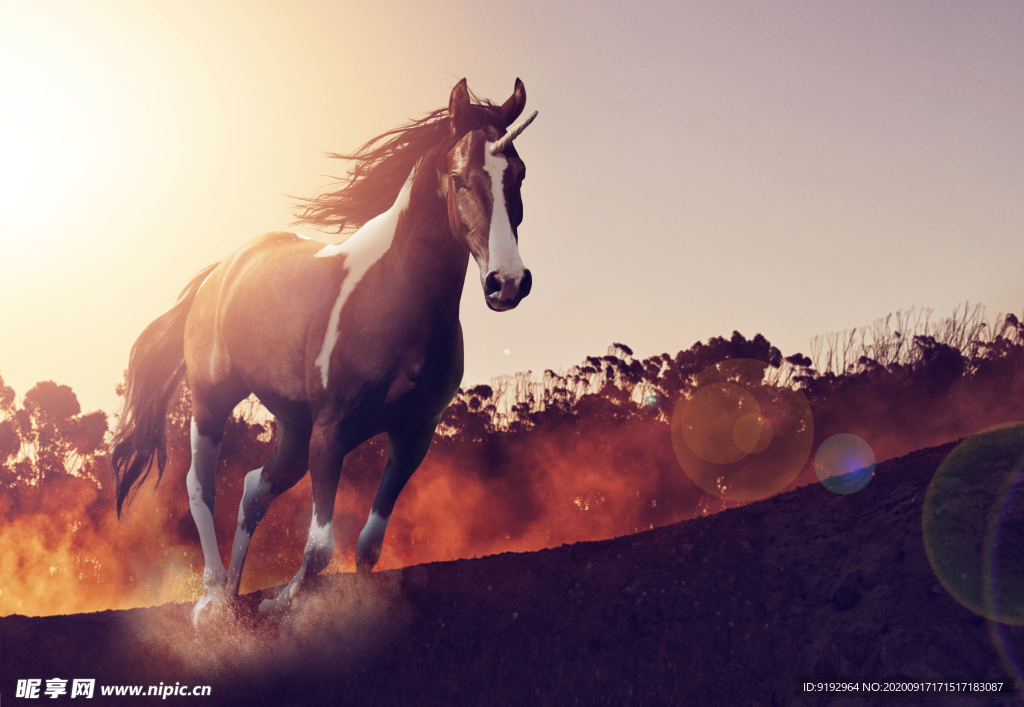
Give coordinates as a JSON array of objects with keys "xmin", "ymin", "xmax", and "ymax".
[{"xmin": 1, "ymin": 440, "xmax": 1021, "ymax": 706}]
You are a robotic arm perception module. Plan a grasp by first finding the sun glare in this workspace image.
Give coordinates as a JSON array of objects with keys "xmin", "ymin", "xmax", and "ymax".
[
  {"xmin": 0, "ymin": 2, "xmax": 227, "ymax": 265},
  {"xmin": 0, "ymin": 11, "xmax": 131, "ymax": 252}
]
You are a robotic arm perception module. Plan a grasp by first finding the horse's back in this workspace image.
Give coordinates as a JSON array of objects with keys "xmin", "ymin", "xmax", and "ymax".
[{"xmin": 184, "ymin": 232, "xmax": 334, "ymax": 427}]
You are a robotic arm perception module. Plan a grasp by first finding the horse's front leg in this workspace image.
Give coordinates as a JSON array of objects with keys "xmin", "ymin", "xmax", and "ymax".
[
  {"xmin": 259, "ymin": 421, "xmax": 348, "ymax": 614},
  {"xmin": 223, "ymin": 418, "xmax": 311, "ymax": 597},
  {"xmin": 356, "ymin": 416, "xmax": 440, "ymax": 574}
]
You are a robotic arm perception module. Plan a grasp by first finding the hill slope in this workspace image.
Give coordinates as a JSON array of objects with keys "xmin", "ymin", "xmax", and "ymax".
[{"xmin": 1, "ymin": 441, "xmax": 1019, "ymax": 706}]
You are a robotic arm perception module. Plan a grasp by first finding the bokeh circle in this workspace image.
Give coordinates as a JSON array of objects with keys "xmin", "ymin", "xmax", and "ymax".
[
  {"xmin": 922, "ymin": 422, "xmax": 1024, "ymax": 625},
  {"xmin": 671, "ymin": 359, "xmax": 813, "ymax": 502},
  {"xmin": 814, "ymin": 433, "xmax": 875, "ymax": 494}
]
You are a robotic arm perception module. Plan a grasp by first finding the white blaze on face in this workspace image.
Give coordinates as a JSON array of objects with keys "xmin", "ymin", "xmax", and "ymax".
[
  {"xmin": 482, "ymin": 146, "xmax": 525, "ymax": 281},
  {"xmin": 313, "ymin": 164, "xmax": 418, "ymax": 388}
]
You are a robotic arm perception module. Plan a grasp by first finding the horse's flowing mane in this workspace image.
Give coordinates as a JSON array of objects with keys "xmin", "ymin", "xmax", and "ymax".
[{"xmin": 293, "ymin": 90, "xmax": 506, "ymax": 235}]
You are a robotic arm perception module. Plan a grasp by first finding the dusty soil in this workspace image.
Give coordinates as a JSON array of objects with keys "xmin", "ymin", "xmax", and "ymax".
[{"xmin": 1, "ymin": 440, "xmax": 1021, "ymax": 706}]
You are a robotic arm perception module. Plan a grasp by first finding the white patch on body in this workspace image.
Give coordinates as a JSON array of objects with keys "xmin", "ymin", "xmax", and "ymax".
[
  {"xmin": 482, "ymin": 146, "xmax": 525, "ymax": 279},
  {"xmin": 313, "ymin": 164, "xmax": 418, "ymax": 387},
  {"xmin": 186, "ymin": 418, "xmax": 225, "ymax": 585}
]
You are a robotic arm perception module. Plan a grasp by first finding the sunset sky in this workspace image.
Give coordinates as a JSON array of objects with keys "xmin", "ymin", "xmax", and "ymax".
[{"xmin": 1, "ymin": 0, "xmax": 1022, "ymax": 418}]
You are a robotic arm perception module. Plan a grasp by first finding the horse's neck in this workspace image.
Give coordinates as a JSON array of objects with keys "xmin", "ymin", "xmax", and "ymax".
[
  {"xmin": 313, "ymin": 161, "xmax": 468, "ymax": 325},
  {"xmin": 390, "ymin": 163, "xmax": 469, "ymax": 302},
  {"xmin": 315, "ymin": 160, "xmax": 466, "ymax": 294}
]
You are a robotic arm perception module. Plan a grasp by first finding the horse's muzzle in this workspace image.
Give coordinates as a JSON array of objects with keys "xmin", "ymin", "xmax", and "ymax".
[{"xmin": 485, "ymin": 268, "xmax": 532, "ymax": 311}]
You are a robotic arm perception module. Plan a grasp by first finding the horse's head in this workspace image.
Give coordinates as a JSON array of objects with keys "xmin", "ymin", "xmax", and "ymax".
[{"xmin": 442, "ymin": 78, "xmax": 536, "ymax": 312}]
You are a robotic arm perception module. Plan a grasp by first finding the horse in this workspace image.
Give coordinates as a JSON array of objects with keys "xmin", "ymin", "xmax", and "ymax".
[{"xmin": 110, "ymin": 78, "xmax": 538, "ymax": 625}]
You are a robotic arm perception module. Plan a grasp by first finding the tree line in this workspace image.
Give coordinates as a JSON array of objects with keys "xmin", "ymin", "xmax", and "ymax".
[
  {"xmin": 1, "ymin": 303, "xmax": 1023, "ymax": 614},
  {"xmin": 3, "ymin": 302, "xmax": 1024, "ymax": 508}
]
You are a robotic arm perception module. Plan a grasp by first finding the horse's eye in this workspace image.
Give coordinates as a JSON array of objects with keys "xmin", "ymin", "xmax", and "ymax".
[{"xmin": 450, "ymin": 173, "xmax": 466, "ymax": 190}]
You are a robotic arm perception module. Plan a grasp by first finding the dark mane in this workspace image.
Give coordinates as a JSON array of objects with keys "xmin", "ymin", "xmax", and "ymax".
[{"xmin": 293, "ymin": 91, "xmax": 505, "ymax": 235}]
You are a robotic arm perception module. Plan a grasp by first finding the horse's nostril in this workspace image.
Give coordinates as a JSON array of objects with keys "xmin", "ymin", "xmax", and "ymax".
[
  {"xmin": 484, "ymin": 271, "xmax": 501, "ymax": 297},
  {"xmin": 519, "ymin": 269, "xmax": 532, "ymax": 298}
]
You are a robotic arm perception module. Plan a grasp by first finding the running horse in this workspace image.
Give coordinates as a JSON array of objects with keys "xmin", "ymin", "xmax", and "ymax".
[{"xmin": 111, "ymin": 78, "xmax": 538, "ymax": 625}]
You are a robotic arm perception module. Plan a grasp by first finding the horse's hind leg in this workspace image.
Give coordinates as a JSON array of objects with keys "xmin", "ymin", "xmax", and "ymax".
[
  {"xmin": 356, "ymin": 416, "xmax": 440, "ymax": 574},
  {"xmin": 187, "ymin": 380, "xmax": 248, "ymax": 626},
  {"xmin": 224, "ymin": 418, "xmax": 311, "ymax": 597},
  {"xmin": 187, "ymin": 411, "xmax": 230, "ymax": 625},
  {"xmin": 259, "ymin": 421, "xmax": 349, "ymax": 614}
]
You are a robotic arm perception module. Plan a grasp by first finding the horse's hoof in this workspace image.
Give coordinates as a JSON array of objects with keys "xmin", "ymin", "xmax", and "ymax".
[
  {"xmin": 257, "ymin": 597, "xmax": 281, "ymax": 615},
  {"xmin": 355, "ymin": 549, "xmax": 379, "ymax": 576},
  {"xmin": 191, "ymin": 588, "xmax": 230, "ymax": 629},
  {"xmin": 258, "ymin": 583, "xmax": 298, "ymax": 616}
]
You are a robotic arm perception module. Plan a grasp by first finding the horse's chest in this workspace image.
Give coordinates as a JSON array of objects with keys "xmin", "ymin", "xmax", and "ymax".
[
  {"xmin": 384, "ymin": 350, "xmax": 452, "ymax": 407},
  {"xmin": 384, "ymin": 355, "xmax": 422, "ymax": 402}
]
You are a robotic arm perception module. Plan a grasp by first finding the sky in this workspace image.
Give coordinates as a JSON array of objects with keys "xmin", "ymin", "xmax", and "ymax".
[{"xmin": 1, "ymin": 0, "xmax": 1022, "ymax": 418}]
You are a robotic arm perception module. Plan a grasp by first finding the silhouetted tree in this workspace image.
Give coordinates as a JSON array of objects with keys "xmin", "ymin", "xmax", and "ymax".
[
  {"xmin": 0, "ymin": 377, "xmax": 108, "ymax": 489},
  {"xmin": 0, "ymin": 370, "xmax": 20, "ymax": 487},
  {"xmin": 20, "ymin": 381, "xmax": 107, "ymax": 484}
]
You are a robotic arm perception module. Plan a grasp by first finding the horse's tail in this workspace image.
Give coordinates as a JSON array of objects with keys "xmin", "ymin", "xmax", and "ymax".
[{"xmin": 111, "ymin": 262, "xmax": 219, "ymax": 518}]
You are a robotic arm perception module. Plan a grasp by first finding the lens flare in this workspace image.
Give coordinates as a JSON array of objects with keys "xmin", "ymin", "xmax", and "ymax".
[
  {"xmin": 922, "ymin": 422, "xmax": 1024, "ymax": 626},
  {"xmin": 734, "ymin": 412, "xmax": 772, "ymax": 454},
  {"xmin": 670, "ymin": 359, "xmax": 813, "ymax": 502},
  {"xmin": 680, "ymin": 382, "xmax": 762, "ymax": 465},
  {"xmin": 990, "ymin": 618, "xmax": 1024, "ymax": 696},
  {"xmin": 814, "ymin": 433, "xmax": 875, "ymax": 494}
]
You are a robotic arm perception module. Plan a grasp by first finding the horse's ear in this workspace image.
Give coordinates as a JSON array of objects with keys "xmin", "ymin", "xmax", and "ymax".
[
  {"xmin": 449, "ymin": 78, "xmax": 472, "ymax": 136},
  {"xmin": 500, "ymin": 78, "xmax": 527, "ymax": 128}
]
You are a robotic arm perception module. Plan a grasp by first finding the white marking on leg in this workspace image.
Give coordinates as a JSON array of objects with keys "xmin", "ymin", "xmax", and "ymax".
[
  {"xmin": 237, "ymin": 467, "xmax": 270, "ymax": 530},
  {"xmin": 282, "ymin": 500, "xmax": 334, "ymax": 594},
  {"xmin": 186, "ymin": 419, "xmax": 225, "ymax": 586},
  {"xmin": 226, "ymin": 467, "xmax": 269, "ymax": 591},
  {"xmin": 305, "ymin": 500, "xmax": 335, "ymax": 559},
  {"xmin": 481, "ymin": 147, "xmax": 525, "ymax": 279},
  {"xmin": 357, "ymin": 510, "xmax": 390, "ymax": 558},
  {"xmin": 313, "ymin": 163, "xmax": 419, "ymax": 388}
]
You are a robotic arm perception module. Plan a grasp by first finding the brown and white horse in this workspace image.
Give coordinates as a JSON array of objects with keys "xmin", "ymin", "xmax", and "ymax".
[{"xmin": 111, "ymin": 78, "xmax": 537, "ymax": 625}]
